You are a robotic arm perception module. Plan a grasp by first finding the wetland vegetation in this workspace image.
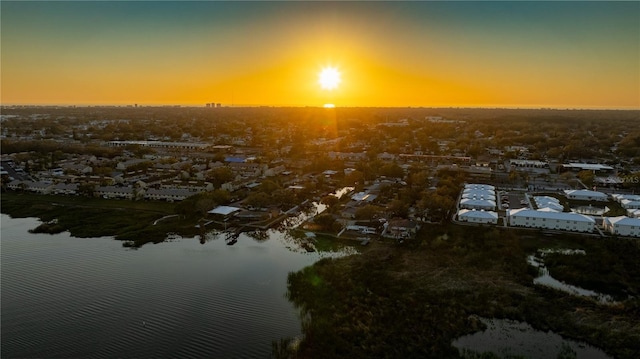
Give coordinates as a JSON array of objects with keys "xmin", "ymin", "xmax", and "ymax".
[
  {"xmin": 276, "ymin": 224, "xmax": 640, "ymax": 359},
  {"xmin": 1, "ymin": 192, "xmax": 199, "ymax": 246}
]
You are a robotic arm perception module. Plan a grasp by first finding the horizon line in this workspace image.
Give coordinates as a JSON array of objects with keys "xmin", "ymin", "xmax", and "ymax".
[{"xmin": 1, "ymin": 103, "xmax": 639, "ymax": 111}]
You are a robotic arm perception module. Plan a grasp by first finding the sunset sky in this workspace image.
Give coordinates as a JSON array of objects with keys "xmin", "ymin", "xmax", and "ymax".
[{"xmin": 2, "ymin": 1, "xmax": 638, "ymax": 109}]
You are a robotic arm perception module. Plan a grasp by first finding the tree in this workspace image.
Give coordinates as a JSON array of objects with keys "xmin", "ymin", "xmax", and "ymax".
[
  {"xmin": 245, "ymin": 192, "xmax": 271, "ymax": 209},
  {"xmin": 78, "ymin": 183, "xmax": 95, "ymax": 197},
  {"xmin": 314, "ymin": 213, "xmax": 336, "ymax": 232},
  {"xmin": 380, "ymin": 162, "xmax": 404, "ymax": 179},
  {"xmin": 355, "ymin": 205, "xmax": 382, "ymax": 221},
  {"xmin": 207, "ymin": 167, "xmax": 234, "ymax": 188},
  {"xmin": 387, "ymin": 199, "xmax": 409, "ymax": 218},
  {"xmin": 577, "ymin": 170, "xmax": 595, "ymax": 187},
  {"xmin": 321, "ymin": 195, "xmax": 339, "ymax": 208}
]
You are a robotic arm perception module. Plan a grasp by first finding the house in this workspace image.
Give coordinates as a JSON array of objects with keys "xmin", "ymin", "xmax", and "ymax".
[
  {"xmin": 384, "ymin": 219, "xmax": 419, "ymax": 239},
  {"xmin": 603, "ymin": 216, "xmax": 640, "ymax": 237},
  {"xmin": 457, "ymin": 209, "xmax": 498, "ymax": 224},
  {"xmin": 346, "ymin": 225, "xmax": 378, "ymax": 234},
  {"xmin": 264, "ymin": 165, "xmax": 286, "ymax": 177},
  {"xmin": 507, "ymin": 208, "xmax": 595, "ymax": 233},
  {"xmin": 564, "ymin": 189, "xmax": 608, "ymax": 202},
  {"xmin": 350, "ymin": 191, "xmax": 378, "ymax": 204},
  {"xmin": 228, "ymin": 162, "xmax": 263, "ymax": 177}
]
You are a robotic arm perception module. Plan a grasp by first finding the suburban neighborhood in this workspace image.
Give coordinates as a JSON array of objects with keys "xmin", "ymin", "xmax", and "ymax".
[{"xmin": 2, "ymin": 106, "xmax": 640, "ymax": 240}]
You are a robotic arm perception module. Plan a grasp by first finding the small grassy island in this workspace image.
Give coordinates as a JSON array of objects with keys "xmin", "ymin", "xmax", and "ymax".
[
  {"xmin": 276, "ymin": 224, "xmax": 640, "ymax": 359},
  {"xmin": 1, "ymin": 192, "xmax": 200, "ymax": 246}
]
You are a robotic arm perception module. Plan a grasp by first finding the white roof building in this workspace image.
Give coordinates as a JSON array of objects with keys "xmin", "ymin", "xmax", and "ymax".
[
  {"xmin": 457, "ymin": 209, "xmax": 498, "ymax": 224},
  {"xmin": 537, "ymin": 207, "xmax": 560, "ymax": 213},
  {"xmin": 460, "ymin": 198, "xmax": 496, "ymax": 211},
  {"xmin": 563, "ymin": 163, "xmax": 614, "ymax": 172},
  {"xmin": 603, "ymin": 216, "xmax": 640, "ymax": 237},
  {"xmin": 564, "ymin": 189, "xmax": 608, "ymax": 202},
  {"xmin": 144, "ymin": 188, "xmax": 197, "ymax": 201},
  {"xmin": 462, "ymin": 190, "xmax": 496, "ymax": 202},
  {"xmin": 620, "ymin": 199, "xmax": 640, "ymax": 209},
  {"xmin": 612, "ymin": 194, "xmax": 640, "ymax": 204},
  {"xmin": 464, "ymin": 183, "xmax": 495, "ymax": 191},
  {"xmin": 208, "ymin": 206, "xmax": 242, "ymax": 216},
  {"xmin": 533, "ymin": 196, "xmax": 564, "ymax": 212},
  {"xmin": 507, "ymin": 208, "xmax": 595, "ymax": 233},
  {"xmin": 627, "ymin": 209, "xmax": 640, "ymax": 218},
  {"xmin": 95, "ymin": 186, "xmax": 134, "ymax": 200}
]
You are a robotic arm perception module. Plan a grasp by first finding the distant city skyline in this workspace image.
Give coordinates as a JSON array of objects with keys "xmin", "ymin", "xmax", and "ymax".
[{"xmin": 1, "ymin": 1, "xmax": 638, "ymax": 109}]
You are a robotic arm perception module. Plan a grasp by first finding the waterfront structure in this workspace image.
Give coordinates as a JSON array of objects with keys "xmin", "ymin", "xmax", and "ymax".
[
  {"xmin": 208, "ymin": 206, "xmax": 242, "ymax": 220},
  {"xmin": 603, "ymin": 216, "xmax": 640, "ymax": 237},
  {"xmin": 506, "ymin": 208, "xmax": 595, "ymax": 232},
  {"xmin": 457, "ymin": 209, "xmax": 498, "ymax": 224}
]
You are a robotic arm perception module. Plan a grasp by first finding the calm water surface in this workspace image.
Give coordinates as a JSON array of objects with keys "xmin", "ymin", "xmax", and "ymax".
[{"xmin": 1, "ymin": 213, "xmax": 349, "ymax": 358}]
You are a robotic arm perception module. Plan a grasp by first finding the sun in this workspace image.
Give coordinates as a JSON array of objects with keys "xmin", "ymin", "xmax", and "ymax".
[{"xmin": 318, "ymin": 67, "xmax": 341, "ymax": 90}]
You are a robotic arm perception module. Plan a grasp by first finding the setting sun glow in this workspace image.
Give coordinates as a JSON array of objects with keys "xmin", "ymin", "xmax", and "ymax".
[{"xmin": 318, "ymin": 67, "xmax": 341, "ymax": 91}]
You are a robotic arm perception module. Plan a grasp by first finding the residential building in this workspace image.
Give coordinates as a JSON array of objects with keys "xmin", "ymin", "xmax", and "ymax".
[
  {"xmin": 53, "ymin": 183, "xmax": 79, "ymax": 195},
  {"xmin": 603, "ymin": 216, "xmax": 640, "ymax": 237},
  {"xmin": 457, "ymin": 209, "xmax": 498, "ymax": 224},
  {"xmin": 533, "ymin": 196, "xmax": 564, "ymax": 212},
  {"xmin": 564, "ymin": 189, "xmax": 608, "ymax": 202},
  {"xmin": 384, "ymin": 219, "xmax": 419, "ymax": 239},
  {"xmin": 462, "ymin": 188, "xmax": 496, "ymax": 201},
  {"xmin": 95, "ymin": 186, "xmax": 134, "ymax": 200},
  {"xmin": 460, "ymin": 198, "xmax": 496, "ymax": 211},
  {"xmin": 144, "ymin": 188, "xmax": 198, "ymax": 201},
  {"xmin": 507, "ymin": 208, "xmax": 595, "ymax": 232}
]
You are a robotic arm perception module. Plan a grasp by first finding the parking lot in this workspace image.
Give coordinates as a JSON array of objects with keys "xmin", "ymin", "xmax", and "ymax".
[{"xmin": 498, "ymin": 191, "xmax": 529, "ymax": 210}]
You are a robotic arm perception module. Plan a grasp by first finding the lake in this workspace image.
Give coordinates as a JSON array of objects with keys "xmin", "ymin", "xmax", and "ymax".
[{"xmin": 1, "ymin": 213, "xmax": 352, "ymax": 358}]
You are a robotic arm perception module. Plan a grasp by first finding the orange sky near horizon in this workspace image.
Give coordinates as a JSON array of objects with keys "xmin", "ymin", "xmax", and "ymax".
[{"xmin": 1, "ymin": 2, "xmax": 638, "ymax": 109}]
